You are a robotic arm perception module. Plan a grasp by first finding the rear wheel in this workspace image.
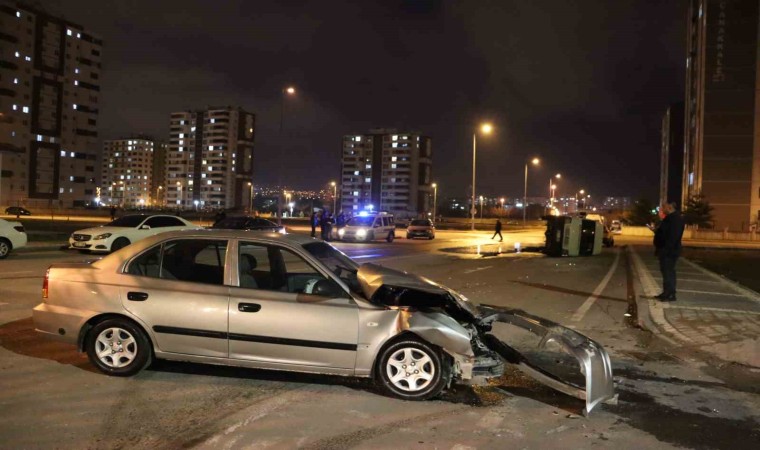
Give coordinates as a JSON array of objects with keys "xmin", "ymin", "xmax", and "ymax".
[
  {"xmin": 0, "ymin": 238, "xmax": 11, "ymax": 259},
  {"xmin": 85, "ymin": 318, "xmax": 152, "ymax": 376},
  {"xmin": 376, "ymin": 338, "xmax": 447, "ymax": 400},
  {"xmin": 110, "ymin": 237, "xmax": 130, "ymax": 252},
  {"xmin": 386, "ymin": 231, "xmax": 395, "ymax": 242}
]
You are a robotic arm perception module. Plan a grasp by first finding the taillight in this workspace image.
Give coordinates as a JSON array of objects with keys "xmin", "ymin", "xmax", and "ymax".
[
  {"xmin": 14, "ymin": 226, "xmax": 25, "ymax": 233},
  {"xmin": 42, "ymin": 268, "xmax": 50, "ymax": 299}
]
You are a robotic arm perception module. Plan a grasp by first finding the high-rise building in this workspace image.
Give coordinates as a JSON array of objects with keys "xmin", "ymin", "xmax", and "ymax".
[
  {"xmin": 165, "ymin": 107, "xmax": 255, "ymax": 209},
  {"xmin": 683, "ymin": 0, "xmax": 760, "ymax": 230},
  {"xmin": 101, "ymin": 137, "xmax": 165, "ymax": 207},
  {"xmin": 660, "ymin": 102, "xmax": 684, "ymax": 206},
  {"xmin": 340, "ymin": 129, "xmax": 432, "ymax": 218},
  {"xmin": 0, "ymin": 1, "xmax": 102, "ymax": 208}
]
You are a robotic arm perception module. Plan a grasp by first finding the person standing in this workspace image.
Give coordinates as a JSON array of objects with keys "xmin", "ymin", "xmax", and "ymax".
[
  {"xmin": 310, "ymin": 211, "xmax": 317, "ymax": 238},
  {"xmin": 325, "ymin": 212, "xmax": 334, "ymax": 241},
  {"xmin": 653, "ymin": 201, "xmax": 685, "ymax": 301},
  {"xmin": 491, "ymin": 218, "xmax": 503, "ymax": 242},
  {"xmin": 109, "ymin": 205, "xmax": 116, "ymax": 221},
  {"xmin": 319, "ymin": 211, "xmax": 327, "ymax": 240}
]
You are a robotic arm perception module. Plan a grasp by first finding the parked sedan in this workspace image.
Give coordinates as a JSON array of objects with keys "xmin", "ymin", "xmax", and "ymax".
[
  {"xmin": 68, "ymin": 214, "xmax": 200, "ymax": 253},
  {"xmin": 212, "ymin": 216, "xmax": 285, "ymax": 234},
  {"xmin": 406, "ymin": 219, "xmax": 435, "ymax": 240},
  {"xmin": 4, "ymin": 206, "xmax": 31, "ymax": 216},
  {"xmin": 0, "ymin": 218, "xmax": 27, "ymax": 259},
  {"xmin": 34, "ymin": 230, "xmax": 615, "ymax": 413}
]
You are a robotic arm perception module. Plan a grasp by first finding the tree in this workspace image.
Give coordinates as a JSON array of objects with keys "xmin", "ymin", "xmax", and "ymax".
[
  {"xmin": 683, "ymin": 195, "xmax": 714, "ymax": 228},
  {"xmin": 627, "ymin": 198, "xmax": 657, "ymax": 226}
]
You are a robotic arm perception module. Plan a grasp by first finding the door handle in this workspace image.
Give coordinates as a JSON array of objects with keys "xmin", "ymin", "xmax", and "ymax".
[
  {"xmin": 127, "ymin": 291, "xmax": 149, "ymax": 301},
  {"xmin": 238, "ymin": 302, "xmax": 261, "ymax": 313}
]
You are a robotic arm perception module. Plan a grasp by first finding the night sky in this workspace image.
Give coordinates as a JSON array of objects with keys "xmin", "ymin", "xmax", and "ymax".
[{"xmin": 46, "ymin": 0, "xmax": 686, "ymax": 200}]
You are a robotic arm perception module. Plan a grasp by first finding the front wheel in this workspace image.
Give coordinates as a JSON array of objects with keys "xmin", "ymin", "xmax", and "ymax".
[
  {"xmin": 0, "ymin": 238, "xmax": 11, "ymax": 259},
  {"xmin": 376, "ymin": 339, "xmax": 447, "ymax": 400},
  {"xmin": 386, "ymin": 231, "xmax": 394, "ymax": 243},
  {"xmin": 110, "ymin": 237, "xmax": 130, "ymax": 252},
  {"xmin": 86, "ymin": 318, "xmax": 152, "ymax": 376}
]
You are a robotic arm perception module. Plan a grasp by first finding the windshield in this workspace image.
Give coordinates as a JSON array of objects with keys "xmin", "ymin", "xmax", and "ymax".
[
  {"xmin": 106, "ymin": 215, "xmax": 146, "ymax": 228},
  {"xmin": 213, "ymin": 217, "xmax": 249, "ymax": 229},
  {"xmin": 410, "ymin": 220, "xmax": 431, "ymax": 226},
  {"xmin": 347, "ymin": 216, "xmax": 374, "ymax": 227},
  {"xmin": 302, "ymin": 242, "xmax": 362, "ymax": 295}
]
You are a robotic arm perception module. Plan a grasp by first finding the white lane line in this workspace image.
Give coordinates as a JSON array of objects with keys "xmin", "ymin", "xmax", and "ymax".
[
  {"xmin": 678, "ymin": 289, "xmax": 747, "ymax": 297},
  {"xmin": 651, "ymin": 277, "xmax": 721, "ymax": 283},
  {"xmin": 571, "ymin": 248, "xmax": 620, "ymax": 322},
  {"xmin": 464, "ymin": 266, "xmax": 493, "ymax": 274},
  {"xmin": 681, "ymin": 257, "xmax": 760, "ymax": 304}
]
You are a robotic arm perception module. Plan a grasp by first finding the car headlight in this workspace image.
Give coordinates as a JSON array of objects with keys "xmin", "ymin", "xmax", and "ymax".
[
  {"xmin": 94, "ymin": 233, "xmax": 112, "ymax": 240},
  {"xmin": 338, "ymin": 228, "xmax": 345, "ymax": 236},
  {"xmin": 278, "ymin": 227, "xmax": 287, "ymax": 234},
  {"xmin": 356, "ymin": 228, "xmax": 366, "ymax": 237}
]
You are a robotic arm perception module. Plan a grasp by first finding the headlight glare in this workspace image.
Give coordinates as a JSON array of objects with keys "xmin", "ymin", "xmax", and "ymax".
[
  {"xmin": 356, "ymin": 228, "xmax": 366, "ymax": 237},
  {"xmin": 94, "ymin": 233, "xmax": 112, "ymax": 240}
]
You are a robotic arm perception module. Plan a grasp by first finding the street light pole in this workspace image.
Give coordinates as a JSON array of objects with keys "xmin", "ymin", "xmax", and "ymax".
[
  {"xmin": 248, "ymin": 182, "xmax": 254, "ymax": 213},
  {"xmin": 330, "ymin": 181, "xmax": 337, "ymax": 213},
  {"xmin": 471, "ymin": 123, "xmax": 492, "ymax": 231},
  {"xmin": 523, "ymin": 158, "xmax": 539, "ymax": 225},
  {"xmin": 432, "ymin": 182, "xmax": 437, "ymax": 222},
  {"xmin": 479, "ymin": 195, "xmax": 484, "ymax": 220},
  {"xmin": 277, "ymin": 86, "xmax": 297, "ymax": 226}
]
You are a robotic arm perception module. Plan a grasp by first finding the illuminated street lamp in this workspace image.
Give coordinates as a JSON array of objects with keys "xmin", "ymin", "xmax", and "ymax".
[
  {"xmin": 431, "ymin": 182, "xmax": 438, "ymax": 222},
  {"xmin": 479, "ymin": 195, "xmax": 484, "ymax": 220},
  {"xmin": 330, "ymin": 181, "xmax": 337, "ymax": 213},
  {"xmin": 500, "ymin": 197, "xmax": 505, "ymax": 217},
  {"xmin": 523, "ymin": 157, "xmax": 540, "ymax": 225},
  {"xmin": 548, "ymin": 173, "xmax": 560, "ymax": 210},
  {"xmin": 471, "ymin": 123, "xmax": 493, "ymax": 230}
]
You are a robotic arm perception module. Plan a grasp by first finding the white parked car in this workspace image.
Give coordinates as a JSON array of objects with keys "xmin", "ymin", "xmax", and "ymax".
[
  {"xmin": 69, "ymin": 214, "xmax": 200, "ymax": 253},
  {"xmin": 0, "ymin": 218, "xmax": 28, "ymax": 259}
]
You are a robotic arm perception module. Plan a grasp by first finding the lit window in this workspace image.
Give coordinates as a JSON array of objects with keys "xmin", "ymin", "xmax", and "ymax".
[
  {"xmin": 354, "ymin": 171, "xmax": 359, "ymax": 175},
  {"xmin": 180, "ymin": 120, "xmax": 185, "ymax": 125},
  {"xmin": 13, "ymin": 78, "xmax": 18, "ymax": 84},
  {"xmin": 74, "ymin": 80, "xmax": 78, "ymax": 86},
  {"xmin": 353, "ymin": 191, "xmax": 359, "ymax": 196},
  {"xmin": 391, "ymin": 164, "xmax": 397, "ymax": 169},
  {"xmin": 75, "ymin": 68, "xmax": 79, "ymax": 74},
  {"xmin": 14, "ymin": 51, "xmax": 19, "ymax": 57},
  {"xmin": 69, "ymin": 176, "xmax": 74, "ymax": 181},
  {"xmin": 365, "ymin": 164, "xmax": 371, "ymax": 169},
  {"xmin": 70, "ymin": 151, "xmax": 75, "ymax": 157},
  {"xmin": 391, "ymin": 156, "xmax": 397, "ymax": 161},
  {"xmin": 67, "ymin": 29, "xmax": 72, "ymax": 36},
  {"xmin": 73, "ymin": 104, "xmax": 77, "ymax": 110},
  {"xmin": 207, "ymin": 180, "xmax": 212, "ymax": 185},
  {"xmin": 188, "ymin": 180, "xmax": 193, "ymax": 186},
  {"xmin": 191, "ymin": 126, "xmax": 196, "ymax": 132},
  {"xmin": 12, "ymin": 104, "xmax": 17, "ymax": 111},
  {"xmin": 60, "ymin": 150, "xmax": 66, "ymax": 157},
  {"xmin": 114, "ymin": 152, "xmax": 119, "ymax": 157},
  {"xmin": 392, "ymin": 135, "xmax": 398, "ymax": 141},
  {"xmin": 16, "ymin": 11, "xmax": 20, "ymax": 17},
  {"xmin": 365, "ymin": 177, "xmax": 371, "ymax": 183},
  {"xmin": 59, "ymin": 188, "xmax": 64, "ymax": 193},
  {"xmin": 207, "ymin": 166, "xmax": 213, "ymax": 171},
  {"xmin": 178, "ymin": 147, "xmax": 183, "ymax": 152},
  {"xmin": 392, "ymin": 143, "xmax": 398, "ymax": 148},
  {"xmin": 76, "ymin": 33, "xmax": 81, "ymax": 39},
  {"xmin": 210, "ymin": 118, "xmax": 215, "ymax": 123},
  {"xmin": 201, "ymin": 173, "xmax": 207, "ymax": 178},
  {"xmin": 36, "ymin": 135, "xmax": 42, "ymax": 141},
  {"xmin": 25, "ymin": 56, "xmax": 31, "ymax": 62}
]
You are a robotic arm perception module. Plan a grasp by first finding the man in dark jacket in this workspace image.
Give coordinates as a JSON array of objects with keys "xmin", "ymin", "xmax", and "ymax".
[
  {"xmin": 653, "ymin": 201, "xmax": 685, "ymax": 301},
  {"xmin": 491, "ymin": 219, "xmax": 503, "ymax": 241},
  {"xmin": 310, "ymin": 211, "xmax": 317, "ymax": 237}
]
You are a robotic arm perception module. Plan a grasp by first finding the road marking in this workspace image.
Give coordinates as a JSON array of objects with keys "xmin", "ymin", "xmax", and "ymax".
[
  {"xmin": 667, "ymin": 305, "xmax": 760, "ymax": 315},
  {"xmin": 678, "ymin": 289, "xmax": 748, "ymax": 297},
  {"xmin": 651, "ymin": 277, "xmax": 721, "ymax": 283},
  {"xmin": 464, "ymin": 266, "xmax": 493, "ymax": 274},
  {"xmin": 680, "ymin": 257, "xmax": 760, "ymax": 304},
  {"xmin": 571, "ymin": 248, "xmax": 620, "ymax": 322}
]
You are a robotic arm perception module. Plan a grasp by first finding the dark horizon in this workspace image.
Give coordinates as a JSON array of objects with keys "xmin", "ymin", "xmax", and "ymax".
[{"xmin": 44, "ymin": 0, "xmax": 686, "ymax": 201}]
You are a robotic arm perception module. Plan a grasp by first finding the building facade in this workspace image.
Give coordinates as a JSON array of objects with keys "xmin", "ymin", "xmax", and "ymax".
[
  {"xmin": 165, "ymin": 107, "xmax": 255, "ymax": 209},
  {"xmin": 0, "ymin": 1, "xmax": 102, "ymax": 209},
  {"xmin": 683, "ymin": 0, "xmax": 760, "ymax": 230},
  {"xmin": 101, "ymin": 137, "xmax": 165, "ymax": 207},
  {"xmin": 340, "ymin": 129, "xmax": 432, "ymax": 218},
  {"xmin": 660, "ymin": 102, "xmax": 685, "ymax": 207}
]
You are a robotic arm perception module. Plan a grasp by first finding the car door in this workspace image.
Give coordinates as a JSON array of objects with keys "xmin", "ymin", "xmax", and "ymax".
[
  {"xmin": 228, "ymin": 240, "xmax": 358, "ymax": 370},
  {"xmin": 120, "ymin": 238, "xmax": 230, "ymax": 358}
]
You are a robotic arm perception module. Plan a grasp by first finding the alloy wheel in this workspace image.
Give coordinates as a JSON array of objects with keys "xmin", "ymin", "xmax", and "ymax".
[
  {"xmin": 94, "ymin": 327, "xmax": 138, "ymax": 369},
  {"xmin": 385, "ymin": 347, "xmax": 435, "ymax": 392}
]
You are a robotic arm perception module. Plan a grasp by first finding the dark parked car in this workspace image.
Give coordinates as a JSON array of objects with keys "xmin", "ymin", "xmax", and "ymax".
[
  {"xmin": 212, "ymin": 216, "xmax": 285, "ymax": 234},
  {"xmin": 5, "ymin": 206, "xmax": 31, "ymax": 216}
]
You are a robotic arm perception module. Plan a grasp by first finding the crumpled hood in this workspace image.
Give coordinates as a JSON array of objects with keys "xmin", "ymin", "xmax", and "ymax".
[{"xmin": 357, "ymin": 263, "xmax": 478, "ymax": 317}]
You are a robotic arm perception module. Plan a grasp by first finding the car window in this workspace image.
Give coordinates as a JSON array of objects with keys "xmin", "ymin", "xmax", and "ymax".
[
  {"xmin": 107, "ymin": 215, "xmax": 146, "ymax": 228},
  {"xmin": 160, "ymin": 239, "xmax": 227, "ymax": 285},
  {"xmin": 411, "ymin": 219, "xmax": 430, "ymax": 226},
  {"xmin": 254, "ymin": 218, "xmax": 276, "ymax": 227},
  {"xmin": 238, "ymin": 242, "xmax": 331, "ymax": 295},
  {"xmin": 145, "ymin": 216, "xmax": 185, "ymax": 228},
  {"xmin": 126, "ymin": 244, "xmax": 162, "ymax": 278}
]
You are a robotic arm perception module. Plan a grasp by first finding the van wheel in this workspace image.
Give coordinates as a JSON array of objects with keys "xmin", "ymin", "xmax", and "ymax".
[{"xmin": 386, "ymin": 231, "xmax": 394, "ymax": 242}]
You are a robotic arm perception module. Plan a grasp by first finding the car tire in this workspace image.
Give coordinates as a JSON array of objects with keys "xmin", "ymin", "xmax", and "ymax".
[
  {"xmin": 85, "ymin": 318, "xmax": 152, "ymax": 377},
  {"xmin": 0, "ymin": 238, "xmax": 11, "ymax": 259},
  {"xmin": 110, "ymin": 237, "xmax": 130, "ymax": 252},
  {"xmin": 376, "ymin": 338, "xmax": 448, "ymax": 401},
  {"xmin": 429, "ymin": 235, "xmax": 434, "ymax": 240},
  {"xmin": 386, "ymin": 231, "xmax": 394, "ymax": 243}
]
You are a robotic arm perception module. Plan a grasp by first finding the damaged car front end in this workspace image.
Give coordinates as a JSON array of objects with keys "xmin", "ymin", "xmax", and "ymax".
[{"xmin": 358, "ymin": 264, "xmax": 616, "ymax": 415}]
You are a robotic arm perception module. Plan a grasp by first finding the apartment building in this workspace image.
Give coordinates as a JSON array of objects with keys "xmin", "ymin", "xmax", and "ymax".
[
  {"xmin": 165, "ymin": 107, "xmax": 255, "ymax": 209},
  {"xmin": 0, "ymin": 1, "xmax": 102, "ymax": 208},
  {"xmin": 101, "ymin": 137, "xmax": 165, "ymax": 207},
  {"xmin": 340, "ymin": 129, "xmax": 432, "ymax": 218}
]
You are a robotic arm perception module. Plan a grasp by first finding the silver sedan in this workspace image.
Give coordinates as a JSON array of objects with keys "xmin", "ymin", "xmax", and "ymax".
[{"xmin": 33, "ymin": 230, "xmax": 615, "ymax": 413}]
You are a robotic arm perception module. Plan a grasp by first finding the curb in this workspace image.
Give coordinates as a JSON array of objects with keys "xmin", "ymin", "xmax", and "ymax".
[{"xmin": 16, "ymin": 243, "xmax": 68, "ymax": 253}]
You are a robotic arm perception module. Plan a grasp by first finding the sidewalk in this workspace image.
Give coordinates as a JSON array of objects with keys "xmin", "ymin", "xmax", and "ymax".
[{"xmin": 628, "ymin": 246, "xmax": 760, "ymax": 368}]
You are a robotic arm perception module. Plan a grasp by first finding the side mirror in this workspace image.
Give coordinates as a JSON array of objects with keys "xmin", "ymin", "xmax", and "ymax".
[
  {"xmin": 140, "ymin": 224, "xmax": 151, "ymax": 230},
  {"xmin": 311, "ymin": 279, "xmax": 345, "ymax": 298}
]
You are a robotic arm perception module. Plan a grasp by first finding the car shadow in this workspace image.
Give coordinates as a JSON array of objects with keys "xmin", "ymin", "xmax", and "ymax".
[{"xmin": 0, "ymin": 317, "xmax": 584, "ymax": 413}]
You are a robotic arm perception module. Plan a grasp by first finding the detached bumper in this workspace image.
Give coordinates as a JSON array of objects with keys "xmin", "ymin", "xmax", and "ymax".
[{"xmin": 478, "ymin": 305, "xmax": 616, "ymax": 415}]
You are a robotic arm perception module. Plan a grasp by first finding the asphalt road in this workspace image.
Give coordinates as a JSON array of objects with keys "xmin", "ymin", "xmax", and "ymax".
[{"xmin": 0, "ymin": 230, "xmax": 758, "ymax": 449}]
